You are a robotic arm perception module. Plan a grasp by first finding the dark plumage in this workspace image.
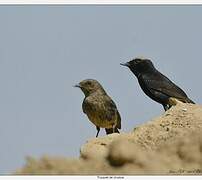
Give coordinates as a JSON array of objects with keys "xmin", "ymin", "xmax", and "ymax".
[
  {"xmin": 120, "ymin": 58, "xmax": 195, "ymax": 111},
  {"xmin": 75, "ymin": 79, "xmax": 121, "ymax": 137}
]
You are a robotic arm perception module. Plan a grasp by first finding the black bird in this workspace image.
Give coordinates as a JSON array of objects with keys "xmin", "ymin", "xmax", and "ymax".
[
  {"xmin": 74, "ymin": 79, "xmax": 121, "ymax": 137},
  {"xmin": 120, "ymin": 58, "xmax": 195, "ymax": 111}
]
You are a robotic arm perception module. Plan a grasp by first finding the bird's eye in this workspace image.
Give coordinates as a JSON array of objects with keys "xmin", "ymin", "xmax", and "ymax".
[
  {"xmin": 86, "ymin": 81, "xmax": 92, "ymax": 85},
  {"xmin": 135, "ymin": 59, "xmax": 142, "ymax": 63}
]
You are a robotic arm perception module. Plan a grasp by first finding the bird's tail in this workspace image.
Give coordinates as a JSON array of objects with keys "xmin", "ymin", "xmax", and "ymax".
[
  {"xmin": 105, "ymin": 128, "xmax": 120, "ymax": 135},
  {"xmin": 185, "ymin": 98, "xmax": 195, "ymax": 104},
  {"xmin": 168, "ymin": 97, "xmax": 195, "ymax": 108},
  {"xmin": 179, "ymin": 97, "xmax": 195, "ymax": 104}
]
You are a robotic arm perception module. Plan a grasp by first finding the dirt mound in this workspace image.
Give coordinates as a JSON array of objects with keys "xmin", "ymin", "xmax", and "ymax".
[{"xmin": 16, "ymin": 102, "xmax": 202, "ymax": 175}]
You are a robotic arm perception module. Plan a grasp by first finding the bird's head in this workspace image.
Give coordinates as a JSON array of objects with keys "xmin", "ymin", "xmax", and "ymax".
[
  {"xmin": 120, "ymin": 57, "xmax": 155, "ymax": 77},
  {"xmin": 74, "ymin": 79, "xmax": 105, "ymax": 96}
]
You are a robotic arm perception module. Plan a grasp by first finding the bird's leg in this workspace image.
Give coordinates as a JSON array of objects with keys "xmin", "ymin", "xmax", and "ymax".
[
  {"xmin": 163, "ymin": 104, "xmax": 169, "ymax": 111},
  {"xmin": 112, "ymin": 117, "xmax": 118, "ymax": 133},
  {"xmin": 96, "ymin": 126, "xmax": 100, "ymax": 138},
  {"xmin": 112, "ymin": 124, "xmax": 116, "ymax": 133},
  {"xmin": 163, "ymin": 104, "xmax": 172, "ymax": 111}
]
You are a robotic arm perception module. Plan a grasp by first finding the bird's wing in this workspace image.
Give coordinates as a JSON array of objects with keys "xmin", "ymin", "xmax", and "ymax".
[
  {"xmin": 116, "ymin": 110, "xmax": 121, "ymax": 129},
  {"xmin": 143, "ymin": 74, "xmax": 188, "ymax": 101},
  {"xmin": 82, "ymin": 95, "xmax": 121, "ymax": 129},
  {"xmin": 102, "ymin": 96, "xmax": 121, "ymax": 129}
]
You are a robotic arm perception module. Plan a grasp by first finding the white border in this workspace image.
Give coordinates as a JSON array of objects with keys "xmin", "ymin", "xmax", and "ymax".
[
  {"xmin": 0, "ymin": 0, "xmax": 201, "ymax": 178},
  {"xmin": 0, "ymin": 0, "xmax": 202, "ymax": 4},
  {"xmin": 1, "ymin": 176, "xmax": 202, "ymax": 179}
]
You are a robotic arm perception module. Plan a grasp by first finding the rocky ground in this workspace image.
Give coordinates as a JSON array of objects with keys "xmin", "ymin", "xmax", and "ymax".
[{"xmin": 16, "ymin": 101, "xmax": 202, "ymax": 175}]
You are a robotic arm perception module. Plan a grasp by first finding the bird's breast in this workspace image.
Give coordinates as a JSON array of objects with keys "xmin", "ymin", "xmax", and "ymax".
[
  {"xmin": 86, "ymin": 112, "xmax": 115, "ymax": 128},
  {"xmin": 137, "ymin": 76, "xmax": 165, "ymax": 104}
]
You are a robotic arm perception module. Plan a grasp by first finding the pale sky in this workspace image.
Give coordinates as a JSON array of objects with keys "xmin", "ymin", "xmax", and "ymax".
[{"xmin": 0, "ymin": 5, "xmax": 201, "ymax": 174}]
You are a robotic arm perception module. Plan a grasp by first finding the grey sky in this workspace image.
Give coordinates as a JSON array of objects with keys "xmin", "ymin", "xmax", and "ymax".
[{"xmin": 0, "ymin": 5, "xmax": 201, "ymax": 174}]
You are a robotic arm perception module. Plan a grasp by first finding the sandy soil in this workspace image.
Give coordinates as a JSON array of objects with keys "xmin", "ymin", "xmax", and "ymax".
[{"xmin": 16, "ymin": 102, "xmax": 202, "ymax": 175}]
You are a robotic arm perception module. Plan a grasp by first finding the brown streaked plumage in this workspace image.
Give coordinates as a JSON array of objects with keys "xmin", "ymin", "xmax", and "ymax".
[{"xmin": 75, "ymin": 79, "xmax": 121, "ymax": 137}]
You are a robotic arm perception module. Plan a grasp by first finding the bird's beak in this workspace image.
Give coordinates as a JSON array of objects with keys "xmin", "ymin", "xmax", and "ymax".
[
  {"xmin": 74, "ymin": 84, "xmax": 81, "ymax": 88},
  {"xmin": 120, "ymin": 62, "xmax": 130, "ymax": 67}
]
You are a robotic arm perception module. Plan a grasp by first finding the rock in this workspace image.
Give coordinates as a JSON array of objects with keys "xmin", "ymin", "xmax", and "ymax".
[
  {"xmin": 16, "ymin": 103, "xmax": 202, "ymax": 175},
  {"xmin": 80, "ymin": 133, "xmax": 120, "ymax": 160},
  {"xmin": 107, "ymin": 138, "xmax": 137, "ymax": 166}
]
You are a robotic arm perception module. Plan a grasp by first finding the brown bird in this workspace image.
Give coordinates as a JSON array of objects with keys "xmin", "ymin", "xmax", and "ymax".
[{"xmin": 74, "ymin": 79, "xmax": 121, "ymax": 137}]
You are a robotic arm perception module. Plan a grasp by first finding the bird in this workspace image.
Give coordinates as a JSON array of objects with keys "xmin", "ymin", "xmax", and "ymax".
[
  {"xmin": 74, "ymin": 79, "xmax": 121, "ymax": 137},
  {"xmin": 120, "ymin": 58, "xmax": 195, "ymax": 111}
]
